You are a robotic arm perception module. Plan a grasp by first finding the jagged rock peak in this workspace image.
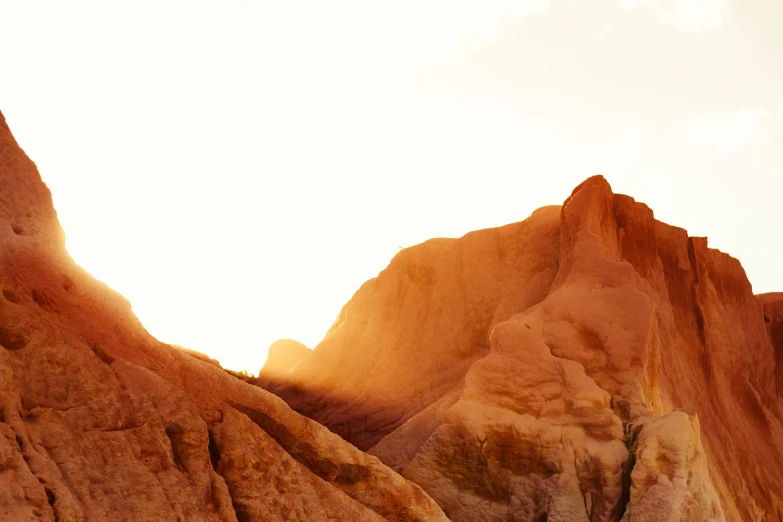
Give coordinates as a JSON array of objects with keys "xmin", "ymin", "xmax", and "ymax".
[{"xmin": 264, "ymin": 174, "xmax": 783, "ymax": 521}]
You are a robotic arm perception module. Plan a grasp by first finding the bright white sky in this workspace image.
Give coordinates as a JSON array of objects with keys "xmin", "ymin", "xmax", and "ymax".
[{"xmin": 1, "ymin": 0, "xmax": 781, "ymax": 372}]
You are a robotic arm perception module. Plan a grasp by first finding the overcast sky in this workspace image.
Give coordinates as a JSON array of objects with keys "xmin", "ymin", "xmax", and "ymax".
[{"xmin": 1, "ymin": 0, "xmax": 781, "ymax": 371}]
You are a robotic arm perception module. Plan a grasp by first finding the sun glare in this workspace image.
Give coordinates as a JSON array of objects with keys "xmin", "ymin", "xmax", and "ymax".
[
  {"xmin": 672, "ymin": 0, "xmax": 726, "ymax": 31},
  {"xmin": 1, "ymin": 0, "xmax": 781, "ymax": 372}
]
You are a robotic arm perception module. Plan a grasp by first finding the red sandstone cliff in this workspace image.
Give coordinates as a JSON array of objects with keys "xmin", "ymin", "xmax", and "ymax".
[
  {"xmin": 265, "ymin": 179, "xmax": 783, "ymax": 521},
  {"xmin": 0, "ymin": 111, "xmax": 447, "ymax": 521}
]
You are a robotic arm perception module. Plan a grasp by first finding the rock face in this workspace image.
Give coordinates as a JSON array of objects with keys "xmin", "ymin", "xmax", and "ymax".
[
  {"xmin": 266, "ymin": 177, "xmax": 783, "ymax": 521},
  {"xmin": 173, "ymin": 344, "xmax": 223, "ymax": 368},
  {"xmin": 620, "ymin": 410, "xmax": 722, "ymax": 522},
  {"xmin": 0, "ymin": 111, "xmax": 447, "ymax": 521},
  {"xmin": 260, "ymin": 339, "xmax": 312, "ymax": 378},
  {"xmin": 758, "ymin": 292, "xmax": 783, "ymax": 397},
  {"xmin": 261, "ymin": 205, "xmax": 564, "ymax": 451}
]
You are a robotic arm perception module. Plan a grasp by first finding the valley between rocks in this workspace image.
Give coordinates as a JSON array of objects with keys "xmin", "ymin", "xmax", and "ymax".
[{"xmin": 2, "ymin": 107, "xmax": 783, "ymax": 521}]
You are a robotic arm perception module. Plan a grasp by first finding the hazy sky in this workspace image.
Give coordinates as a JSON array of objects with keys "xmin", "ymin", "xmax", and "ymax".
[{"xmin": 1, "ymin": 0, "xmax": 781, "ymax": 371}]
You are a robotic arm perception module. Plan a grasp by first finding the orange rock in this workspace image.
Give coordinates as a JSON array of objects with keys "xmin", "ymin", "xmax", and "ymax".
[
  {"xmin": 267, "ymin": 205, "xmax": 563, "ymax": 451},
  {"xmin": 270, "ymin": 176, "xmax": 783, "ymax": 521},
  {"xmin": 620, "ymin": 410, "xmax": 723, "ymax": 522},
  {"xmin": 758, "ymin": 292, "xmax": 783, "ymax": 397},
  {"xmin": 0, "ymin": 111, "xmax": 447, "ymax": 521},
  {"xmin": 5, "ymin": 104, "xmax": 783, "ymax": 521},
  {"xmin": 172, "ymin": 344, "xmax": 223, "ymax": 368},
  {"xmin": 260, "ymin": 339, "xmax": 312, "ymax": 378}
]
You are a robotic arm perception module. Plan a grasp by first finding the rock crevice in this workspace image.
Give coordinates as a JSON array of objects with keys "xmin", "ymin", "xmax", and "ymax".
[{"xmin": 264, "ymin": 176, "xmax": 783, "ymax": 521}]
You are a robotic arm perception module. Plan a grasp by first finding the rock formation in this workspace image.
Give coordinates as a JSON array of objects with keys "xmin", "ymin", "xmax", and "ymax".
[
  {"xmin": 0, "ymin": 111, "xmax": 447, "ymax": 521},
  {"xmin": 758, "ymin": 292, "xmax": 783, "ymax": 397},
  {"xmin": 173, "ymin": 344, "xmax": 223, "ymax": 368},
  {"xmin": 260, "ymin": 339, "xmax": 312, "ymax": 379},
  {"xmin": 4, "ymin": 105, "xmax": 783, "ymax": 522},
  {"xmin": 265, "ymin": 178, "xmax": 783, "ymax": 521}
]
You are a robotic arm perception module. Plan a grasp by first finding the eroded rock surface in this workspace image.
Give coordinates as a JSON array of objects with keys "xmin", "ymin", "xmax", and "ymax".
[
  {"xmin": 0, "ymin": 111, "xmax": 448, "ymax": 521},
  {"xmin": 266, "ymin": 177, "xmax": 783, "ymax": 521},
  {"xmin": 758, "ymin": 292, "xmax": 783, "ymax": 397},
  {"xmin": 620, "ymin": 410, "xmax": 723, "ymax": 522},
  {"xmin": 262, "ymin": 205, "xmax": 563, "ymax": 451}
]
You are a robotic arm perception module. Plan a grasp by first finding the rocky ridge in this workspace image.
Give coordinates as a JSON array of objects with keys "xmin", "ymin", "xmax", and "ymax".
[
  {"xmin": 264, "ymin": 178, "xmax": 783, "ymax": 521},
  {"xmin": 3, "ymin": 105, "xmax": 782, "ymax": 521},
  {"xmin": 0, "ymin": 110, "xmax": 447, "ymax": 521}
]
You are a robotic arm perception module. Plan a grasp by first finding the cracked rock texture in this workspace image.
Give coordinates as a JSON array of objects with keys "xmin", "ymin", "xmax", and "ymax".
[
  {"xmin": 0, "ymin": 111, "xmax": 448, "ymax": 521},
  {"xmin": 758, "ymin": 292, "xmax": 783, "ymax": 398},
  {"xmin": 620, "ymin": 410, "xmax": 722, "ymax": 522},
  {"xmin": 265, "ymin": 177, "xmax": 783, "ymax": 521}
]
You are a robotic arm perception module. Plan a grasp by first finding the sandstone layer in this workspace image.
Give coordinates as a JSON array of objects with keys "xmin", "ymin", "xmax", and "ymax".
[
  {"xmin": 0, "ymin": 111, "xmax": 447, "ymax": 521},
  {"xmin": 265, "ymin": 178, "xmax": 783, "ymax": 521}
]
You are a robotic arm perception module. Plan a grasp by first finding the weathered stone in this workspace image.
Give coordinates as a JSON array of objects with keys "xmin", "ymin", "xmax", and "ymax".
[
  {"xmin": 268, "ymin": 177, "xmax": 783, "ymax": 521},
  {"xmin": 0, "ymin": 110, "xmax": 448, "ymax": 522},
  {"xmin": 620, "ymin": 410, "xmax": 723, "ymax": 522},
  {"xmin": 758, "ymin": 292, "xmax": 783, "ymax": 398}
]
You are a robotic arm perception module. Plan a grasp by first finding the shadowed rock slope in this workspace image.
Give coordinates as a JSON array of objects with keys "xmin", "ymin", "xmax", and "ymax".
[
  {"xmin": 0, "ymin": 111, "xmax": 448, "ymax": 521},
  {"xmin": 263, "ymin": 178, "xmax": 783, "ymax": 521}
]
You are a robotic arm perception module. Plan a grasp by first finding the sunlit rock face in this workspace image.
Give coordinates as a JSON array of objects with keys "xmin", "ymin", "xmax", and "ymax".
[
  {"xmin": 619, "ymin": 410, "xmax": 723, "ymax": 522},
  {"xmin": 0, "ymin": 111, "xmax": 447, "ymax": 521},
  {"xmin": 261, "ymin": 204, "xmax": 564, "ymax": 451},
  {"xmin": 266, "ymin": 177, "xmax": 783, "ymax": 521},
  {"xmin": 260, "ymin": 339, "xmax": 312, "ymax": 378}
]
